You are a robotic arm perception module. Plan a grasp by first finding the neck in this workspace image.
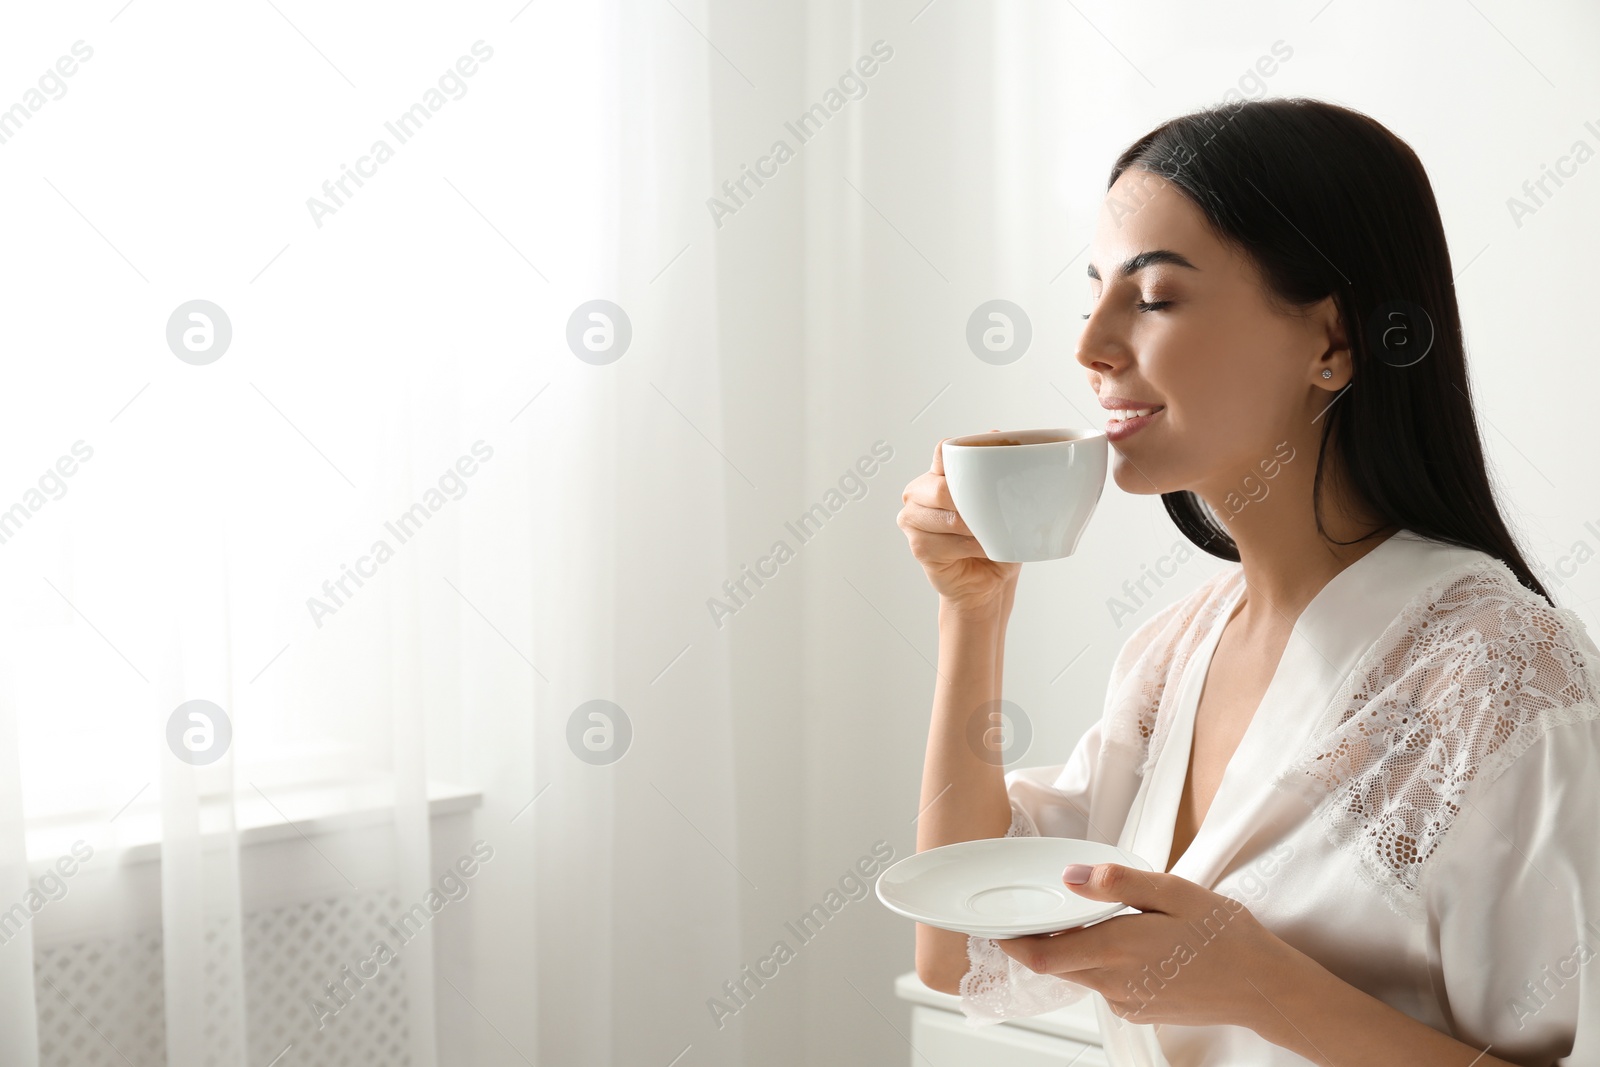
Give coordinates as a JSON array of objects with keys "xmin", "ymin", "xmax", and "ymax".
[{"xmin": 1199, "ymin": 453, "xmax": 1395, "ymax": 625}]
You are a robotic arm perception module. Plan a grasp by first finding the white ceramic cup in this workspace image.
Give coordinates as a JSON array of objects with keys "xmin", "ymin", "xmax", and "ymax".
[{"xmin": 941, "ymin": 428, "xmax": 1108, "ymax": 563}]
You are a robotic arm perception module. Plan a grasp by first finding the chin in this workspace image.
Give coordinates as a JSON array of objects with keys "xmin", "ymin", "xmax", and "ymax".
[{"xmin": 1110, "ymin": 453, "xmax": 1165, "ymax": 495}]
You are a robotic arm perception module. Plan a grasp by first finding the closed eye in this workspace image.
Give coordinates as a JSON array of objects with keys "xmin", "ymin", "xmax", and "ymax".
[{"xmin": 1080, "ymin": 300, "xmax": 1173, "ymax": 320}]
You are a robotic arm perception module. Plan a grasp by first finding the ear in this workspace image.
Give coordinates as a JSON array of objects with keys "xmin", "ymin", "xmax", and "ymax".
[{"xmin": 1309, "ymin": 295, "xmax": 1351, "ymax": 389}]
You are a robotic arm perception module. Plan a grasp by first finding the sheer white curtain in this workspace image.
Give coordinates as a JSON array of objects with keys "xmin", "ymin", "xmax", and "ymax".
[
  {"xmin": 0, "ymin": 308, "xmax": 446, "ymax": 1065},
  {"xmin": 0, "ymin": 1, "xmax": 745, "ymax": 1064}
]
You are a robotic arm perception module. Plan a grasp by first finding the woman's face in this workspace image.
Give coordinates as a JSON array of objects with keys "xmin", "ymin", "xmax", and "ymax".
[{"xmin": 1076, "ymin": 167, "xmax": 1346, "ymax": 502}]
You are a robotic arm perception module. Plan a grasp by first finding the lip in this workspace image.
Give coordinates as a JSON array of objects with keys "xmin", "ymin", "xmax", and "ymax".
[{"xmin": 1104, "ymin": 409, "xmax": 1162, "ymax": 442}]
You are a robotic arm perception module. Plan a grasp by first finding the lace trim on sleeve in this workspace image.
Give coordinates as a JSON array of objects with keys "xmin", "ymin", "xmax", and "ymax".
[
  {"xmin": 1279, "ymin": 558, "xmax": 1600, "ymax": 920},
  {"xmin": 957, "ymin": 800, "xmax": 1093, "ymax": 1026}
]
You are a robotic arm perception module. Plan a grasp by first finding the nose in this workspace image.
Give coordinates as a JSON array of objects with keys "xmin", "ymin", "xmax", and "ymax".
[{"xmin": 1075, "ymin": 309, "xmax": 1127, "ymax": 377}]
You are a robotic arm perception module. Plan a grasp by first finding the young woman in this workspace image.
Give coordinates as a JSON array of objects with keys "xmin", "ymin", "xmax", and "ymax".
[{"xmin": 897, "ymin": 97, "xmax": 1599, "ymax": 1066}]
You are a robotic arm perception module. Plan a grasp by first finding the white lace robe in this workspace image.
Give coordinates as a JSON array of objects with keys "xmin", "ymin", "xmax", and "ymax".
[{"xmin": 960, "ymin": 530, "xmax": 1600, "ymax": 1067}]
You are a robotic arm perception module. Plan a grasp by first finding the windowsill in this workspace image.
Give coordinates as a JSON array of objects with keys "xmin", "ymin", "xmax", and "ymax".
[
  {"xmin": 893, "ymin": 971, "xmax": 1105, "ymax": 1046},
  {"xmin": 26, "ymin": 779, "xmax": 483, "ymax": 868}
]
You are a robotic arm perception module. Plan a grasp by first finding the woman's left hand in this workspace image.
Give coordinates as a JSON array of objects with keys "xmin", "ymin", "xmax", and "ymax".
[{"xmin": 996, "ymin": 862, "xmax": 1312, "ymax": 1031}]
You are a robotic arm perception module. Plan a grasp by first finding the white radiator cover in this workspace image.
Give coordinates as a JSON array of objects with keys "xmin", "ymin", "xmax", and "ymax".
[{"xmin": 33, "ymin": 890, "xmax": 413, "ymax": 1067}]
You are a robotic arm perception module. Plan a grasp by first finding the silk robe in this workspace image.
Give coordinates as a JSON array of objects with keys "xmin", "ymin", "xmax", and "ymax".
[{"xmin": 959, "ymin": 530, "xmax": 1600, "ymax": 1066}]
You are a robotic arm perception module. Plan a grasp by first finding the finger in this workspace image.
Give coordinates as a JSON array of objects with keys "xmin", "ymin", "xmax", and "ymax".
[
  {"xmin": 995, "ymin": 927, "xmax": 1100, "ymax": 980},
  {"xmin": 899, "ymin": 500, "xmax": 973, "ymax": 538},
  {"xmin": 1061, "ymin": 862, "xmax": 1201, "ymax": 916},
  {"xmin": 902, "ymin": 469, "xmax": 957, "ymax": 513},
  {"xmin": 911, "ymin": 532, "xmax": 988, "ymax": 568},
  {"xmin": 896, "ymin": 515, "xmax": 986, "ymax": 565}
]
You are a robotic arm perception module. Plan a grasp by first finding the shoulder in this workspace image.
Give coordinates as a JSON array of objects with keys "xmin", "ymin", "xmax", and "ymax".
[
  {"xmin": 1404, "ymin": 553, "xmax": 1588, "ymax": 648},
  {"xmin": 1376, "ymin": 555, "xmax": 1600, "ymax": 746},
  {"xmin": 1324, "ymin": 553, "xmax": 1600, "ymax": 780},
  {"xmin": 1289, "ymin": 552, "xmax": 1600, "ymax": 908},
  {"xmin": 1423, "ymin": 557, "xmax": 1599, "ymax": 782}
]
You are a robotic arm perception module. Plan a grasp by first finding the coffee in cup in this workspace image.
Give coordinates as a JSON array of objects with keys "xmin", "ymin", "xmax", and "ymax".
[{"xmin": 940, "ymin": 428, "xmax": 1107, "ymax": 563}]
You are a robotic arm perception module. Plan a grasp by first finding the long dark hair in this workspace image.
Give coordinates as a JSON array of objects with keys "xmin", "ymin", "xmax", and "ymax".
[{"xmin": 1109, "ymin": 97, "xmax": 1551, "ymax": 603}]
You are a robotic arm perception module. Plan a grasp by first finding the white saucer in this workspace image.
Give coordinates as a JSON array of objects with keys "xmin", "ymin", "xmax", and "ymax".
[{"xmin": 875, "ymin": 837, "xmax": 1154, "ymax": 939}]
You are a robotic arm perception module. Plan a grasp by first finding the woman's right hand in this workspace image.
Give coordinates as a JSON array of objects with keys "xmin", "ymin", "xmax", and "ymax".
[{"xmin": 897, "ymin": 437, "xmax": 1022, "ymax": 612}]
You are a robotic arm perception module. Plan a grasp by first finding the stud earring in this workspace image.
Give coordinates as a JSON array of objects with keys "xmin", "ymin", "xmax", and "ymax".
[{"xmin": 1321, "ymin": 369, "xmax": 1333, "ymax": 379}]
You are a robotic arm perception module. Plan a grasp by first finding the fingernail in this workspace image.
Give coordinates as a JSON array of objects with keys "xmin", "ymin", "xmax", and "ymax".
[{"xmin": 1063, "ymin": 863, "xmax": 1093, "ymax": 885}]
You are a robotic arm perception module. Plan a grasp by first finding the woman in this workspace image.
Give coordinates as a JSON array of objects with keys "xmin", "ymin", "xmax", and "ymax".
[{"xmin": 896, "ymin": 97, "xmax": 1599, "ymax": 1066}]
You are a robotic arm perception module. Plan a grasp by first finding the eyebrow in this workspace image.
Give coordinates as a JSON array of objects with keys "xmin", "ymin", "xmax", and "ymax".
[{"xmin": 1086, "ymin": 249, "xmax": 1200, "ymax": 281}]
